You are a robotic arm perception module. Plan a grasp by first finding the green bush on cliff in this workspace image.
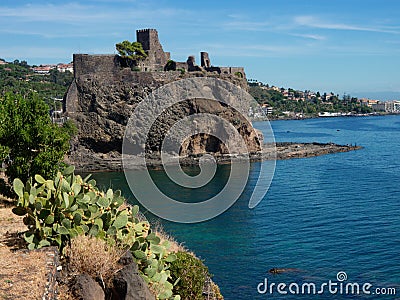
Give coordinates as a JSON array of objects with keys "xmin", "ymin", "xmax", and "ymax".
[
  {"xmin": 234, "ymin": 71, "xmax": 243, "ymax": 78},
  {"xmin": 169, "ymin": 251, "xmax": 209, "ymax": 300},
  {"xmin": 12, "ymin": 166, "xmax": 179, "ymax": 299},
  {"xmin": 116, "ymin": 40, "xmax": 147, "ymax": 70},
  {"xmin": 0, "ymin": 92, "xmax": 74, "ymax": 183}
]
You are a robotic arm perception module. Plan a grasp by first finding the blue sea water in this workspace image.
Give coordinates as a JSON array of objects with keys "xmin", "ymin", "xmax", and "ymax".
[{"xmin": 92, "ymin": 115, "xmax": 400, "ymax": 299}]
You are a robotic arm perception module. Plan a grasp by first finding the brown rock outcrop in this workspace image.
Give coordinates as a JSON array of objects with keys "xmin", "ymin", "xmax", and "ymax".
[{"xmin": 64, "ymin": 55, "xmax": 259, "ymax": 171}]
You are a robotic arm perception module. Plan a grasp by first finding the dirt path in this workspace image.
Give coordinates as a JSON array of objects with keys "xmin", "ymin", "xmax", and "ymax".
[{"xmin": 0, "ymin": 198, "xmax": 48, "ymax": 300}]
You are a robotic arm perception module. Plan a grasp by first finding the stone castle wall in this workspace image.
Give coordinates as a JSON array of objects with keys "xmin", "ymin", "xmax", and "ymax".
[
  {"xmin": 73, "ymin": 54, "xmax": 120, "ymax": 77},
  {"xmin": 218, "ymin": 67, "xmax": 245, "ymax": 78}
]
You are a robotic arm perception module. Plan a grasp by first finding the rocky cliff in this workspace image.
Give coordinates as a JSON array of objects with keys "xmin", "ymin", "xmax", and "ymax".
[{"xmin": 64, "ymin": 54, "xmax": 260, "ymax": 171}]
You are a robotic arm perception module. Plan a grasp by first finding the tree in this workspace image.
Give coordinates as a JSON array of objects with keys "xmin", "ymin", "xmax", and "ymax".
[
  {"xmin": 0, "ymin": 92, "xmax": 73, "ymax": 183},
  {"xmin": 116, "ymin": 40, "xmax": 147, "ymax": 69},
  {"xmin": 19, "ymin": 60, "xmax": 29, "ymax": 68},
  {"xmin": 49, "ymin": 69, "xmax": 73, "ymax": 87}
]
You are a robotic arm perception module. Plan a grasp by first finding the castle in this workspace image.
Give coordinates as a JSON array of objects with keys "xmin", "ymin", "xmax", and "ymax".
[
  {"xmin": 72, "ymin": 28, "xmax": 245, "ymax": 79},
  {"xmin": 64, "ymin": 29, "xmax": 255, "ymax": 171}
]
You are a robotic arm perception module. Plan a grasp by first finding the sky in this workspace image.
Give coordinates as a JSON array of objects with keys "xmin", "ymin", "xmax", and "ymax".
[{"xmin": 1, "ymin": 0, "xmax": 400, "ymax": 99}]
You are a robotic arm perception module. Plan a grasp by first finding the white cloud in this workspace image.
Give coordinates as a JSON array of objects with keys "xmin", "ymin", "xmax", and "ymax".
[
  {"xmin": 290, "ymin": 33, "xmax": 326, "ymax": 41},
  {"xmin": 0, "ymin": 2, "xmax": 195, "ymax": 42},
  {"xmin": 294, "ymin": 15, "xmax": 400, "ymax": 34},
  {"xmin": 0, "ymin": 3, "xmax": 191, "ymax": 25},
  {"xmin": 0, "ymin": 3, "xmax": 110, "ymax": 23}
]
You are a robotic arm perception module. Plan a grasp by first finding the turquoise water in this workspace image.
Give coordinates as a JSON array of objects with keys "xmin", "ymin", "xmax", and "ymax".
[{"xmin": 92, "ymin": 115, "xmax": 400, "ymax": 299}]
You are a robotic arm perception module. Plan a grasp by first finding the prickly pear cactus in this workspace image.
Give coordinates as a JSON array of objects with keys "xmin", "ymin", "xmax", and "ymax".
[{"xmin": 12, "ymin": 166, "xmax": 180, "ymax": 300}]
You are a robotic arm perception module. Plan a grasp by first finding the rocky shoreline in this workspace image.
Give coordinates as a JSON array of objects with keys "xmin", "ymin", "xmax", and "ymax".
[
  {"xmin": 69, "ymin": 142, "xmax": 362, "ymax": 173},
  {"xmin": 272, "ymin": 142, "xmax": 361, "ymax": 160}
]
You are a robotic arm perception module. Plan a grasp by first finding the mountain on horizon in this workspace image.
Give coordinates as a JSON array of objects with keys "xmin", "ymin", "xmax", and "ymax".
[{"xmin": 352, "ymin": 91, "xmax": 400, "ymax": 101}]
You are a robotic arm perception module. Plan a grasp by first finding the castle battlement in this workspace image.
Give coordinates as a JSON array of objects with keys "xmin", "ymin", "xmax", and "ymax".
[{"xmin": 136, "ymin": 28, "xmax": 157, "ymax": 33}]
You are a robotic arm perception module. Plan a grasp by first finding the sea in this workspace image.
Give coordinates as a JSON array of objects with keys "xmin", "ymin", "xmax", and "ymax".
[{"xmin": 91, "ymin": 115, "xmax": 400, "ymax": 299}]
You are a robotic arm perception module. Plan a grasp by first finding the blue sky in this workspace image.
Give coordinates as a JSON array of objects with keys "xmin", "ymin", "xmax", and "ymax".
[{"xmin": 1, "ymin": 0, "xmax": 400, "ymax": 99}]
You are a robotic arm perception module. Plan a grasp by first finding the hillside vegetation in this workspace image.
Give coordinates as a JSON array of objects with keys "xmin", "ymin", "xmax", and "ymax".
[{"xmin": 0, "ymin": 60, "xmax": 73, "ymax": 110}]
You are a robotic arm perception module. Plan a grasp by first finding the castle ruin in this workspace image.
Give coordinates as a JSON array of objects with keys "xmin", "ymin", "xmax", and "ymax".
[
  {"xmin": 72, "ymin": 28, "xmax": 245, "ymax": 78},
  {"xmin": 64, "ymin": 28, "xmax": 256, "ymax": 171}
]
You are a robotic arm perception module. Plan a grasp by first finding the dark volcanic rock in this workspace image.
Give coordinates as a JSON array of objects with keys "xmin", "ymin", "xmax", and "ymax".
[
  {"xmin": 110, "ymin": 253, "xmax": 154, "ymax": 300},
  {"xmin": 118, "ymin": 250, "xmax": 135, "ymax": 266},
  {"xmin": 71, "ymin": 273, "xmax": 105, "ymax": 300}
]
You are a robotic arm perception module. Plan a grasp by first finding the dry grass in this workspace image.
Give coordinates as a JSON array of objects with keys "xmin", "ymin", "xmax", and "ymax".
[
  {"xmin": 152, "ymin": 222, "xmax": 186, "ymax": 254},
  {"xmin": 0, "ymin": 198, "xmax": 48, "ymax": 300},
  {"xmin": 65, "ymin": 235, "xmax": 126, "ymax": 286},
  {"xmin": 0, "ymin": 249, "xmax": 48, "ymax": 300},
  {"xmin": 0, "ymin": 207, "xmax": 26, "ymax": 239},
  {"xmin": 57, "ymin": 284, "xmax": 75, "ymax": 300},
  {"xmin": 211, "ymin": 281, "xmax": 224, "ymax": 300}
]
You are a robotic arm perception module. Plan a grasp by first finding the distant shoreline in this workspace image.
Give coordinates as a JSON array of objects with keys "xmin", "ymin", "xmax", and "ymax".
[{"xmin": 261, "ymin": 111, "xmax": 399, "ymax": 122}]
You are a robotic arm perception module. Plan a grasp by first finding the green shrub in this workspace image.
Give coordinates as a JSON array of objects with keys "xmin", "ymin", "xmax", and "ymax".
[
  {"xmin": 169, "ymin": 251, "xmax": 209, "ymax": 300},
  {"xmin": 12, "ymin": 166, "xmax": 179, "ymax": 300},
  {"xmin": 0, "ymin": 92, "xmax": 72, "ymax": 183},
  {"xmin": 62, "ymin": 119, "xmax": 78, "ymax": 138},
  {"xmin": 234, "ymin": 71, "xmax": 243, "ymax": 78}
]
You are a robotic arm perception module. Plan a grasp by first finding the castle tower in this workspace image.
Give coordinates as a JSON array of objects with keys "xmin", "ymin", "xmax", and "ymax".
[
  {"xmin": 136, "ymin": 29, "xmax": 170, "ymax": 71},
  {"xmin": 136, "ymin": 29, "xmax": 158, "ymax": 52},
  {"xmin": 201, "ymin": 52, "xmax": 211, "ymax": 68}
]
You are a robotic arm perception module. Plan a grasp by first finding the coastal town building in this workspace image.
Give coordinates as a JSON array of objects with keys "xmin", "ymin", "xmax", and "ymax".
[
  {"xmin": 372, "ymin": 100, "xmax": 400, "ymax": 113},
  {"xmin": 57, "ymin": 63, "xmax": 73, "ymax": 73},
  {"xmin": 384, "ymin": 100, "xmax": 400, "ymax": 113},
  {"xmin": 261, "ymin": 104, "xmax": 274, "ymax": 115},
  {"xmin": 32, "ymin": 65, "xmax": 56, "ymax": 74},
  {"xmin": 372, "ymin": 102, "xmax": 386, "ymax": 111},
  {"xmin": 32, "ymin": 63, "xmax": 73, "ymax": 74},
  {"xmin": 359, "ymin": 98, "xmax": 379, "ymax": 108}
]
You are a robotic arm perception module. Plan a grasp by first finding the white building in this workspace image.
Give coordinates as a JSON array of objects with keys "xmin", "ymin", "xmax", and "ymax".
[
  {"xmin": 372, "ymin": 100, "xmax": 400, "ymax": 113},
  {"xmin": 32, "ymin": 65, "xmax": 56, "ymax": 74},
  {"xmin": 386, "ymin": 100, "xmax": 400, "ymax": 113},
  {"xmin": 57, "ymin": 63, "xmax": 73, "ymax": 73}
]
